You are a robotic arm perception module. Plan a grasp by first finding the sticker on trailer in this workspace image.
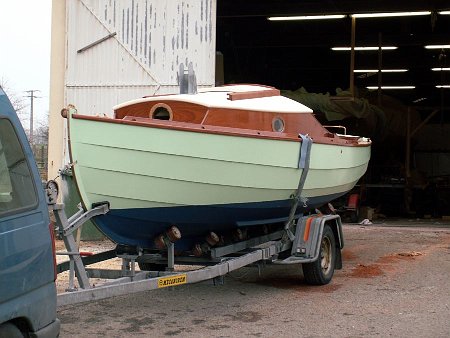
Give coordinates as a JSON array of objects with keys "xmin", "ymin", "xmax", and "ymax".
[{"xmin": 157, "ymin": 274, "xmax": 187, "ymax": 288}]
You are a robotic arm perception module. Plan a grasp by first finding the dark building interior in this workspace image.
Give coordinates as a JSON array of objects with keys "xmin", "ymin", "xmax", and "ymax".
[{"xmin": 216, "ymin": 0, "xmax": 450, "ymax": 219}]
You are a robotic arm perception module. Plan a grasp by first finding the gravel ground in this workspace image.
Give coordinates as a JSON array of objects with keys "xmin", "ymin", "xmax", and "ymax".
[{"xmin": 57, "ymin": 223, "xmax": 450, "ymax": 337}]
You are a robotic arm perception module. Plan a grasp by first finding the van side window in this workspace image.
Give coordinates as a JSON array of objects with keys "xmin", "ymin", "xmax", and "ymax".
[{"xmin": 0, "ymin": 119, "xmax": 37, "ymax": 215}]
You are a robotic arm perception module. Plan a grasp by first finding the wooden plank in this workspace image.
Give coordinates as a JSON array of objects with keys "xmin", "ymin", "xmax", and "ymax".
[{"xmin": 227, "ymin": 89, "xmax": 280, "ymax": 101}]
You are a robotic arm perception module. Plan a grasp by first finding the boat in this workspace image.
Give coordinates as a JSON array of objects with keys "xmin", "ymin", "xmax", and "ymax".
[{"xmin": 65, "ymin": 84, "xmax": 371, "ymax": 252}]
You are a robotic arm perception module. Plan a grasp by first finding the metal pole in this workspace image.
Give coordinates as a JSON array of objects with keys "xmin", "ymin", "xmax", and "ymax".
[
  {"xmin": 405, "ymin": 107, "xmax": 411, "ymax": 179},
  {"xmin": 24, "ymin": 89, "xmax": 40, "ymax": 143},
  {"xmin": 167, "ymin": 242, "xmax": 175, "ymax": 272},
  {"xmin": 349, "ymin": 16, "xmax": 356, "ymax": 96},
  {"xmin": 30, "ymin": 94, "xmax": 33, "ymax": 142},
  {"xmin": 377, "ymin": 33, "xmax": 383, "ymax": 106},
  {"xmin": 404, "ymin": 107, "xmax": 412, "ymax": 214}
]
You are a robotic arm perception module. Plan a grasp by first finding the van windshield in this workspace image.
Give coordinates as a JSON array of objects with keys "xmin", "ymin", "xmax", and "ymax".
[{"xmin": 0, "ymin": 118, "xmax": 37, "ymax": 215}]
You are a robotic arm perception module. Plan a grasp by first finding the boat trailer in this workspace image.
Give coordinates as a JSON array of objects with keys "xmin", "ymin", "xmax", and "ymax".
[
  {"xmin": 51, "ymin": 134, "xmax": 344, "ymax": 306},
  {"xmin": 52, "ymin": 200, "xmax": 343, "ymax": 307}
]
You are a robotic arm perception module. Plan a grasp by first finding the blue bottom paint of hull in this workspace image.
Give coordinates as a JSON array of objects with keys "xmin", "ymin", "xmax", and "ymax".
[{"xmin": 92, "ymin": 193, "xmax": 344, "ymax": 251}]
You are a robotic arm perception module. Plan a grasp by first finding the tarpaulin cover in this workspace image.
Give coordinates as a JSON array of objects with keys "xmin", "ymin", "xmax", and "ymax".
[{"xmin": 282, "ymin": 87, "xmax": 384, "ymax": 121}]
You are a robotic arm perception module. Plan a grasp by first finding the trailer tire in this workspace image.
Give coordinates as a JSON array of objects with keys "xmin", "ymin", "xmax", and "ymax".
[
  {"xmin": 302, "ymin": 224, "xmax": 336, "ymax": 285},
  {"xmin": 0, "ymin": 323, "xmax": 24, "ymax": 338}
]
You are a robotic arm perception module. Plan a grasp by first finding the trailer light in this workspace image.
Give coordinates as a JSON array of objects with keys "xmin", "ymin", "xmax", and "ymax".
[
  {"xmin": 49, "ymin": 223, "xmax": 57, "ymax": 281},
  {"xmin": 304, "ymin": 217, "xmax": 315, "ymax": 241}
]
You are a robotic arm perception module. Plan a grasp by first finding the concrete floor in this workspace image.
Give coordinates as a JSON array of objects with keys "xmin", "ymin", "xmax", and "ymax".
[{"xmin": 57, "ymin": 222, "xmax": 450, "ymax": 337}]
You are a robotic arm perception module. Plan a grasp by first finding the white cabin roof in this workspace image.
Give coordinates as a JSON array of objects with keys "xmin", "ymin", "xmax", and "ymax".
[{"xmin": 113, "ymin": 84, "xmax": 313, "ymax": 113}]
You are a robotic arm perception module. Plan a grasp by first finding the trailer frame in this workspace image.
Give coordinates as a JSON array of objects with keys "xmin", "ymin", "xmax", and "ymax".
[{"xmin": 53, "ymin": 202, "xmax": 343, "ymax": 307}]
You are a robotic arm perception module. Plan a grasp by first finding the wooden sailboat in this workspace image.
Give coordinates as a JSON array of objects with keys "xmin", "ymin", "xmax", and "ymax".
[{"xmin": 66, "ymin": 84, "xmax": 371, "ymax": 251}]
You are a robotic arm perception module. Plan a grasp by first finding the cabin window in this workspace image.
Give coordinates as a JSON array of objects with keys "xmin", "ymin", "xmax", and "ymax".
[
  {"xmin": 272, "ymin": 117, "xmax": 285, "ymax": 132},
  {"xmin": 150, "ymin": 103, "xmax": 173, "ymax": 120}
]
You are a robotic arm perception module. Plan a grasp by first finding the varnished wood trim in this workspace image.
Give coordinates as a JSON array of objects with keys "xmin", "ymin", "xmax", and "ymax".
[
  {"xmin": 72, "ymin": 114, "xmax": 371, "ymax": 147},
  {"xmin": 115, "ymin": 100, "xmax": 207, "ymax": 123},
  {"xmin": 227, "ymin": 89, "xmax": 281, "ymax": 101},
  {"xmin": 203, "ymin": 108, "xmax": 326, "ymax": 137}
]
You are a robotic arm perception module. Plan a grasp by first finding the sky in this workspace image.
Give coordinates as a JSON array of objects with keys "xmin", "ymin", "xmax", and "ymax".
[{"xmin": 0, "ymin": 0, "xmax": 52, "ymax": 128}]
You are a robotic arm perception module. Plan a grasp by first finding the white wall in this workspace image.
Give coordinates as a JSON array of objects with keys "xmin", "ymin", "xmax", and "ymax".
[{"xmin": 49, "ymin": 0, "xmax": 217, "ymax": 179}]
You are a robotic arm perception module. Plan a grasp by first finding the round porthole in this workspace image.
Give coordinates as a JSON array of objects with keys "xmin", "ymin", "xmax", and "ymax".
[
  {"xmin": 272, "ymin": 117, "xmax": 285, "ymax": 132},
  {"xmin": 150, "ymin": 103, "xmax": 173, "ymax": 120}
]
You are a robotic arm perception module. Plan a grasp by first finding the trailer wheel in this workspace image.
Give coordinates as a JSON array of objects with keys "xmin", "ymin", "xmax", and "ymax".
[
  {"xmin": 302, "ymin": 224, "xmax": 336, "ymax": 285},
  {"xmin": 138, "ymin": 262, "xmax": 167, "ymax": 271},
  {"xmin": 0, "ymin": 323, "xmax": 24, "ymax": 338}
]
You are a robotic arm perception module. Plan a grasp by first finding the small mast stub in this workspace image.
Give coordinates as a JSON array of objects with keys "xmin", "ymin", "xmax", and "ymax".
[{"xmin": 178, "ymin": 62, "xmax": 197, "ymax": 95}]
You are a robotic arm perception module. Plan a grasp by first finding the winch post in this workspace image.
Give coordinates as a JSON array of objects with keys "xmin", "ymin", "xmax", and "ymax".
[{"xmin": 52, "ymin": 203, "xmax": 109, "ymax": 290}]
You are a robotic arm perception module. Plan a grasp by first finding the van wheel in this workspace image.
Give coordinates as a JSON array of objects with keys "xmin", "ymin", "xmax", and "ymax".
[
  {"xmin": 302, "ymin": 225, "xmax": 336, "ymax": 285},
  {"xmin": 0, "ymin": 323, "xmax": 24, "ymax": 338}
]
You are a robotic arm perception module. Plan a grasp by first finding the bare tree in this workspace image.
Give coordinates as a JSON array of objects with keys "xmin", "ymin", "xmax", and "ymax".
[
  {"xmin": 34, "ymin": 116, "xmax": 49, "ymax": 146},
  {"xmin": 32, "ymin": 113, "xmax": 49, "ymax": 180},
  {"xmin": 0, "ymin": 78, "xmax": 27, "ymax": 118}
]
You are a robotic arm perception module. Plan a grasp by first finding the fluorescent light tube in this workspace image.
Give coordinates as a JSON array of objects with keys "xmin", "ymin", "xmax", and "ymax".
[
  {"xmin": 425, "ymin": 45, "xmax": 450, "ymax": 49},
  {"xmin": 268, "ymin": 14, "xmax": 346, "ymax": 21},
  {"xmin": 431, "ymin": 68, "xmax": 450, "ymax": 71},
  {"xmin": 436, "ymin": 85, "xmax": 450, "ymax": 88},
  {"xmin": 438, "ymin": 11, "xmax": 450, "ymax": 15},
  {"xmin": 366, "ymin": 86, "xmax": 415, "ymax": 90},
  {"xmin": 332, "ymin": 46, "xmax": 398, "ymax": 51},
  {"xmin": 352, "ymin": 11, "xmax": 431, "ymax": 18},
  {"xmin": 354, "ymin": 69, "xmax": 408, "ymax": 73}
]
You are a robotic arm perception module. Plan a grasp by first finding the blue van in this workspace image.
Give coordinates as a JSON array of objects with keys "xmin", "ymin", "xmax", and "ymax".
[{"xmin": 0, "ymin": 87, "xmax": 60, "ymax": 337}]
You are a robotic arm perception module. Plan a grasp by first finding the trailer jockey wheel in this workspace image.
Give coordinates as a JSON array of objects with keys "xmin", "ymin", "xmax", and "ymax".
[
  {"xmin": 45, "ymin": 180, "xmax": 59, "ymax": 204},
  {"xmin": 302, "ymin": 225, "xmax": 336, "ymax": 285}
]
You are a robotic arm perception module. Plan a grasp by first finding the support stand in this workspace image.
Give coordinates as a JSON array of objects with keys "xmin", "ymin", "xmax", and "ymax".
[{"xmin": 52, "ymin": 203, "xmax": 109, "ymax": 290}]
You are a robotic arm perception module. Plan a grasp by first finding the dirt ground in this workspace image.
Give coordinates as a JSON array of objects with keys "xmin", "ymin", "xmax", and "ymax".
[{"xmin": 57, "ymin": 222, "xmax": 450, "ymax": 337}]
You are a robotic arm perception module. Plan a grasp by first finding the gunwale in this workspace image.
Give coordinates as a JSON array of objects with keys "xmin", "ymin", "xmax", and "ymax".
[{"xmin": 72, "ymin": 114, "xmax": 370, "ymax": 147}]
